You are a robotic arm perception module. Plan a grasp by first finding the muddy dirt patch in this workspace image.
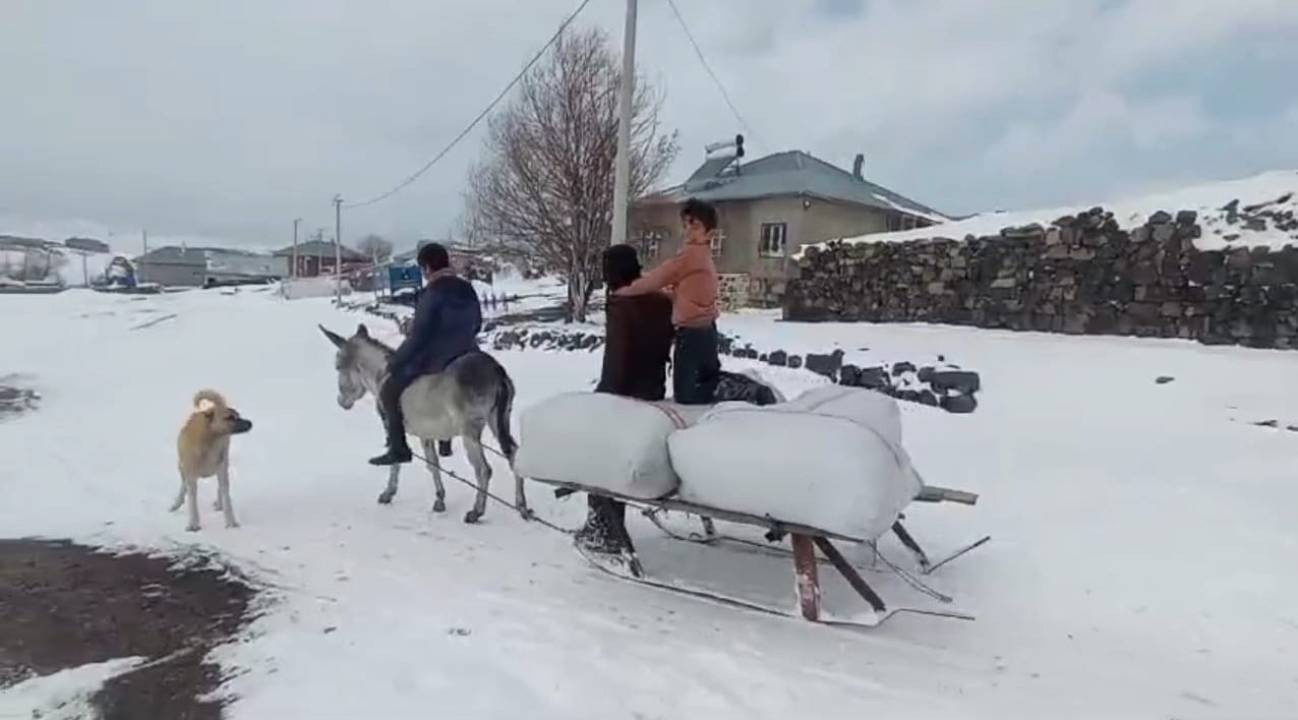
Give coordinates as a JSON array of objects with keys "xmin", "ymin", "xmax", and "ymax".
[{"xmin": 0, "ymin": 539, "xmax": 258, "ymax": 719}]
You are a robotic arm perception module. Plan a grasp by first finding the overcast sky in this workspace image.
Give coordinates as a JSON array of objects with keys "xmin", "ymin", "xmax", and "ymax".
[{"xmin": 3, "ymin": 0, "xmax": 1298, "ymax": 252}]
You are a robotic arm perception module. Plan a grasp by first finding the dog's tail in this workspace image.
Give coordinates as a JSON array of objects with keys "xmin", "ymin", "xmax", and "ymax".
[
  {"xmin": 193, "ymin": 389, "xmax": 228, "ymax": 411},
  {"xmin": 490, "ymin": 363, "xmax": 518, "ymax": 463}
]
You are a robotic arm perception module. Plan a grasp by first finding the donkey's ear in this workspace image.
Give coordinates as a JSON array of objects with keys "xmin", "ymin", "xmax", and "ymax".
[
  {"xmin": 356, "ymin": 323, "xmax": 369, "ymax": 337},
  {"xmin": 319, "ymin": 324, "xmax": 347, "ymax": 349}
]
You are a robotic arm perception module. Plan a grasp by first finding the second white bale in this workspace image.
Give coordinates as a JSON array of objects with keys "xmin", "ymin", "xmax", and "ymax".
[{"xmin": 669, "ymin": 388, "xmax": 922, "ymax": 541}]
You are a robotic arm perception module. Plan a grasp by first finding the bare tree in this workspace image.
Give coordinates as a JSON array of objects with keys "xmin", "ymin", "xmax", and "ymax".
[
  {"xmin": 467, "ymin": 27, "xmax": 678, "ymax": 322},
  {"xmin": 357, "ymin": 234, "xmax": 394, "ymax": 264}
]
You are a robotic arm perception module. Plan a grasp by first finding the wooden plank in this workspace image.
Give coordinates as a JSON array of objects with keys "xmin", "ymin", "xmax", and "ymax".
[
  {"xmin": 814, "ymin": 536, "xmax": 887, "ymax": 613},
  {"xmin": 532, "ymin": 478, "xmax": 868, "ymax": 544},
  {"xmin": 915, "ymin": 485, "xmax": 979, "ymax": 505},
  {"xmin": 790, "ymin": 534, "xmax": 821, "ymax": 622}
]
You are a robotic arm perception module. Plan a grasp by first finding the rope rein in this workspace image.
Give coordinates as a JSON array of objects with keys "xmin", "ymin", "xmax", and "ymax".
[{"xmin": 407, "ymin": 445, "xmax": 576, "ymax": 536}]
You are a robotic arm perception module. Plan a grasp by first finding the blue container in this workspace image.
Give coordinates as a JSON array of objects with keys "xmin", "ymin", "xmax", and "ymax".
[{"xmin": 388, "ymin": 265, "xmax": 422, "ymax": 293}]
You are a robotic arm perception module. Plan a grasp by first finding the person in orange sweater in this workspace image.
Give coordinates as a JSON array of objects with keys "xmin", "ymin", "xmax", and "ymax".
[{"xmin": 614, "ymin": 198, "xmax": 721, "ymax": 404}]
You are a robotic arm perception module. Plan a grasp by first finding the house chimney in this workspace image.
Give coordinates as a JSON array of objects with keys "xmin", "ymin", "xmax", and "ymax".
[{"xmin": 852, "ymin": 154, "xmax": 864, "ymax": 180}]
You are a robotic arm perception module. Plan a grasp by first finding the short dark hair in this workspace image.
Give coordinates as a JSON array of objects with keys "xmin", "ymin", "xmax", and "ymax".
[
  {"xmin": 680, "ymin": 198, "xmax": 718, "ymax": 231},
  {"xmin": 416, "ymin": 242, "xmax": 449, "ymax": 273}
]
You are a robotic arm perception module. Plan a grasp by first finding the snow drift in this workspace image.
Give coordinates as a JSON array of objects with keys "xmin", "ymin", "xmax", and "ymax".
[{"xmin": 798, "ymin": 170, "xmax": 1298, "ymax": 258}]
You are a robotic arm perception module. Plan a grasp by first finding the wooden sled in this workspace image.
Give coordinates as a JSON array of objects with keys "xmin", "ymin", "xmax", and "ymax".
[{"xmin": 542, "ymin": 479, "xmax": 984, "ymax": 628}]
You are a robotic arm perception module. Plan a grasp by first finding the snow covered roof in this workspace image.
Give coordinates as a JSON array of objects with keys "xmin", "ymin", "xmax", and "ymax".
[
  {"xmin": 139, "ymin": 245, "xmax": 277, "ymax": 266},
  {"xmin": 641, "ymin": 150, "xmax": 947, "ymax": 222},
  {"xmin": 796, "ymin": 170, "xmax": 1298, "ymax": 259},
  {"xmin": 0, "ymin": 235, "xmax": 58, "ymax": 250},
  {"xmin": 273, "ymin": 240, "xmax": 366, "ymax": 262}
]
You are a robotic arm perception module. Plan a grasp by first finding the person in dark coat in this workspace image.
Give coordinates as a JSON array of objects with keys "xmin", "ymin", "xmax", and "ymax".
[
  {"xmin": 576, "ymin": 244, "xmax": 675, "ymax": 559},
  {"xmin": 595, "ymin": 248, "xmax": 675, "ymax": 401},
  {"xmin": 369, "ymin": 243, "xmax": 483, "ymax": 466}
]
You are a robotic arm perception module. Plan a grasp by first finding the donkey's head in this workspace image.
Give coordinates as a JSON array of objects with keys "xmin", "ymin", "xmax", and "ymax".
[{"xmin": 319, "ymin": 323, "xmax": 383, "ymax": 410}]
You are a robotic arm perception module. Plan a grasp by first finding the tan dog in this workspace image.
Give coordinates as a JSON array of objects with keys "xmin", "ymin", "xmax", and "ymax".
[{"xmin": 171, "ymin": 390, "xmax": 252, "ymax": 531}]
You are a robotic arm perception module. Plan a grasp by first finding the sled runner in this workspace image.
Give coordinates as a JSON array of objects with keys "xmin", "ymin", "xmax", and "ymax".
[{"xmin": 545, "ymin": 479, "xmax": 983, "ymax": 628}]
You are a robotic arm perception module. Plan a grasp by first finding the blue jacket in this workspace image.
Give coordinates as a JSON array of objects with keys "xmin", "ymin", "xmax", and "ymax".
[{"xmin": 389, "ymin": 273, "xmax": 482, "ymax": 380}]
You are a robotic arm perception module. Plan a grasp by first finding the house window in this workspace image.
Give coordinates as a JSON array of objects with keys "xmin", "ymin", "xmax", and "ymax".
[
  {"xmin": 639, "ymin": 229, "xmax": 665, "ymax": 260},
  {"xmin": 710, "ymin": 228, "xmax": 726, "ymax": 259},
  {"xmin": 759, "ymin": 223, "xmax": 787, "ymax": 258}
]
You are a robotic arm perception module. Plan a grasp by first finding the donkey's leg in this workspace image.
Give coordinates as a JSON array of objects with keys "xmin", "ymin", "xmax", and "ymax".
[
  {"xmin": 512, "ymin": 466, "xmax": 530, "ymax": 520},
  {"xmin": 422, "ymin": 439, "xmax": 446, "ymax": 513},
  {"xmin": 378, "ymin": 464, "xmax": 400, "ymax": 505},
  {"xmin": 461, "ymin": 429, "xmax": 492, "ymax": 524}
]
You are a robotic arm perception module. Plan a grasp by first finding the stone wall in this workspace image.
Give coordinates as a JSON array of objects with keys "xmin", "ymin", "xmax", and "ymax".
[
  {"xmin": 785, "ymin": 208, "xmax": 1298, "ymax": 349},
  {"xmin": 717, "ymin": 273, "xmax": 749, "ymax": 311}
]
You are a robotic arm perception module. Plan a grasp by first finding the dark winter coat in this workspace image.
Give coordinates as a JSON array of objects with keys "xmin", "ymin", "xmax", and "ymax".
[
  {"xmin": 388, "ymin": 272, "xmax": 482, "ymax": 381},
  {"xmin": 596, "ymin": 293, "xmax": 674, "ymax": 402}
]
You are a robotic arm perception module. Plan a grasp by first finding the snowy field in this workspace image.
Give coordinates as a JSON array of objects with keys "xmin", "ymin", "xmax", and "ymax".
[{"xmin": 2, "ymin": 287, "xmax": 1297, "ymax": 719}]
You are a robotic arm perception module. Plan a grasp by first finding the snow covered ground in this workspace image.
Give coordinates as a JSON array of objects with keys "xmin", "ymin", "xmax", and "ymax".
[
  {"xmin": 2, "ymin": 288, "xmax": 1297, "ymax": 718},
  {"xmin": 800, "ymin": 170, "xmax": 1298, "ymax": 257}
]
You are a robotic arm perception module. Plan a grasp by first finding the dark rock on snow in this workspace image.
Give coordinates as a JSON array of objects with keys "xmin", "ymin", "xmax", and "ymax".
[{"xmin": 941, "ymin": 393, "xmax": 978, "ymax": 414}]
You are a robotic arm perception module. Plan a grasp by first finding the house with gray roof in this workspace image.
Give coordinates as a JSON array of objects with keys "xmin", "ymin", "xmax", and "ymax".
[
  {"xmin": 136, "ymin": 246, "xmax": 287, "ymax": 287},
  {"xmin": 632, "ymin": 148, "xmax": 946, "ymax": 305},
  {"xmin": 273, "ymin": 240, "xmax": 367, "ymax": 278}
]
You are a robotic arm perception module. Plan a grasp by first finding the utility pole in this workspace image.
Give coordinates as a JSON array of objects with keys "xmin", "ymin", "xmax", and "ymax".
[
  {"xmin": 291, "ymin": 217, "xmax": 301, "ymax": 279},
  {"xmin": 333, "ymin": 195, "xmax": 343, "ymax": 305},
  {"xmin": 610, "ymin": 0, "xmax": 637, "ymax": 246}
]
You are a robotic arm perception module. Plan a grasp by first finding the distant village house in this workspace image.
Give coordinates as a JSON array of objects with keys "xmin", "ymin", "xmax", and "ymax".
[
  {"xmin": 136, "ymin": 246, "xmax": 287, "ymax": 287},
  {"xmin": 274, "ymin": 240, "xmax": 368, "ymax": 278}
]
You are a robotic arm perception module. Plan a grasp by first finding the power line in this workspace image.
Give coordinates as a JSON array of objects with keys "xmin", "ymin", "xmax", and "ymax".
[
  {"xmin": 662, "ymin": 0, "xmax": 755, "ymax": 143},
  {"xmin": 343, "ymin": 0, "xmax": 596, "ymax": 210}
]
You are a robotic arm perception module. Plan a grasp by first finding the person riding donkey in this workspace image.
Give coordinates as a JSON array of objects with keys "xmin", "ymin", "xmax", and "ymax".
[{"xmin": 370, "ymin": 242, "xmax": 482, "ymax": 466}]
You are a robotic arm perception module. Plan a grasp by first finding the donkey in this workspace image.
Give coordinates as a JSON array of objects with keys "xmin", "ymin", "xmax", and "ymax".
[{"xmin": 319, "ymin": 323, "xmax": 527, "ymax": 523}]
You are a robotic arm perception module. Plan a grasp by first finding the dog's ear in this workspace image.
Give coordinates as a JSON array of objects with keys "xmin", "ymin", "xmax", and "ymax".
[
  {"xmin": 319, "ymin": 325, "xmax": 347, "ymax": 349},
  {"xmin": 356, "ymin": 323, "xmax": 369, "ymax": 338}
]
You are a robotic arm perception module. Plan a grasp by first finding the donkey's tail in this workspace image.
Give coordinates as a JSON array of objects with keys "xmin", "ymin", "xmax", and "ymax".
[{"xmin": 491, "ymin": 362, "xmax": 518, "ymax": 463}]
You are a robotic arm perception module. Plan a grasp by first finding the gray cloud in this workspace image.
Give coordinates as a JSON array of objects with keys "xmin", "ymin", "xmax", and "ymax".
[{"xmin": 3, "ymin": 0, "xmax": 1297, "ymax": 252}]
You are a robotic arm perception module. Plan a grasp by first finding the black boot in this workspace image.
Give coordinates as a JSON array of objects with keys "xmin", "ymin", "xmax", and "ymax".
[
  {"xmin": 369, "ymin": 442, "xmax": 413, "ymax": 465},
  {"xmin": 437, "ymin": 440, "xmax": 453, "ymax": 457},
  {"xmin": 576, "ymin": 497, "xmax": 635, "ymax": 556}
]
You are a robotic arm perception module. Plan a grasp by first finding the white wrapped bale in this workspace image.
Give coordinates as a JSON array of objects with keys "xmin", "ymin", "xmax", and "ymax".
[
  {"xmin": 670, "ymin": 387, "xmax": 922, "ymax": 541},
  {"xmin": 780, "ymin": 384, "xmax": 903, "ymax": 447},
  {"xmin": 513, "ymin": 392, "xmax": 703, "ymax": 500}
]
